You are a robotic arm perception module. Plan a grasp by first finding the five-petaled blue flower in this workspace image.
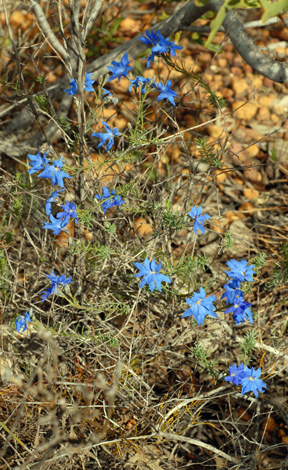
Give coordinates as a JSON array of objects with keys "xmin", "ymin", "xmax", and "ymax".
[
  {"xmin": 107, "ymin": 52, "xmax": 133, "ymax": 82},
  {"xmin": 182, "ymin": 287, "xmax": 217, "ymax": 325},
  {"xmin": 139, "ymin": 30, "xmax": 183, "ymax": 68},
  {"xmin": 92, "ymin": 121, "xmax": 121, "ymax": 151},
  {"xmin": 152, "ymin": 80, "xmax": 178, "ymax": 106},
  {"xmin": 225, "ymin": 259, "xmax": 255, "ymax": 282},
  {"xmin": 27, "ymin": 147, "xmax": 49, "ymax": 174},
  {"xmin": 134, "ymin": 258, "xmax": 171, "ymax": 293},
  {"xmin": 16, "ymin": 312, "xmax": 32, "ymax": 333},
  {"xmin": 45, "ymin": 189, "xmax": 65, "ymax": 216},
  {"xmin": 95, "ymin": 186, "xmax": 125, "ymax": 213},
  {"xmin": 56, "ymin": 201, "xmax": 78, "ymax": 224},
  {"xmin": 225, "ymin": 363, "xmax": 248, "ymax": 386},
  {"xmin": 38, "ymin": 156, "xmax": 72, "ymax": 187},
  {"xmin": 45, "ymin": 271, "xmax": 72, "ymax": 288},
  {"xmin": 187, "ymin": 206, "xmax": 210, "ymax": 235},
  {"xmin": 43, "ymin": 213, "xmax": 69, "ymax": 235},
  {"xmin": 233, "ymin": 307, "xmax": 254, "ymax": 325},
  {"xmin": 241, "ymin": 366, "xmax": 267, "ymax": 398},
  {"xmin": 139, "ymin": 30, "xmax": 162, "ymax": 47},
  {"xmin": 151, "ymin": 34, "xmax": 183, "ymax": 57},
  {"xmin": 221, "ymin": 279, "xmax": 243, "ymax": 305},
  {"xmin": 225, "ymin": 300, "xmax": 252, "ymax": 317},
  {"xmin": 40, "ymin": 271, "xmax": 72, "ymax": 302},
  {"xmin": 64, "ymin": 73, "xmax": 95, "ymax": 95},
  {"xmin": 128, "ymin": 76, "xmax": 151, "ymax": 94}
]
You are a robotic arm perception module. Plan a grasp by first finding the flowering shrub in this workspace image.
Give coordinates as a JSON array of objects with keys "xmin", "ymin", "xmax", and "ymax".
[{"xmin": 17, "ymin": 26, "xmax": 267, "ymax": 433}]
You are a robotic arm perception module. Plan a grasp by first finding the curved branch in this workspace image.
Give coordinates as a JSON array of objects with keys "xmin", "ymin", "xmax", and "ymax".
[
  {"xmin": 210, "ymin": 0, "xmax": 288, "ymax": 83},
  {"xmin": 30, "ymin": 0, "xmax": 68, "ymax": 61}
]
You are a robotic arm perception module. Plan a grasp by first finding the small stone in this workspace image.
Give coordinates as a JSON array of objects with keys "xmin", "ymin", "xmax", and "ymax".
[
  {"xmin": 232, "ymin": 101, "xmax": 258, "ymax": 120},
  {"xmin": 243, "ymin": 188, "xmax": 259, "ymax": 199}
]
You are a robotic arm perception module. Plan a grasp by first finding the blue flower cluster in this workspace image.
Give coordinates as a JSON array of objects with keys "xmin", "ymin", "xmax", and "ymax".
[
  {"xmin": 27, "ymin": 148, "xmax": 76, "ymax": 235},
  {"xmin": 19, "ymin": 29, "xmax": 267, "ymax": 399},
  {"xmin": 222, "ymin": 259, "xmax": 255, "ymax": 325},
  {"xmin": 95, "ymin": 31, "xmax": 181, "ymax": 144},
  {"xmin": 25, "ymin": 147, "xmax": 75, "ymax": 309},
  {"xmin": 225, "ymin": 363, "xmax": 267, "ymax": 398}
]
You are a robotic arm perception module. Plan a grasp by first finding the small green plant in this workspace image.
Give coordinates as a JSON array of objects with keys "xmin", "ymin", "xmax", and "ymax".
[
  {"xmin": 162, "ymin": 200, "xmax": 185, "ymax": 230},
  {"xmin": 252, "ymin": 251, "xmax": 267, "ymax": 275},
  {"xmin": 195, "ymin": 136, "xmax": 223, "ymax": 168},
  {"xmin": 191, "ymin": 342, "xmax": 219, "ymax": 381},
  {"xmin": 0, "ymin": 249, "xmax": 11, "ymax": 301},
  {"xmin": 36, "ymin": 95, "xmax": 51, "ymax": 112},
  {"xmin": 223, "ymin": 230, "xmax": 235, "ymax": 251},
  {"xmin": 241, "ymin": 329, "xmax": 258, "ymax": 363}
]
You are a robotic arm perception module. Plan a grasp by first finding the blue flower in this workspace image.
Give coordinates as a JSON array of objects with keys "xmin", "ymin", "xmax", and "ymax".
[
  {"xmin": 43, "ymin": 213, "xmax": 69, "ymax": 235},
  {"xmin": 40, "ymin": 287, "xmax": 54, "ymax": 302},
  {"xmin": 95, "ymin": 186, "xmax": 125, "ymax": 213},
  {"xmin": 225, "ymin": 298, "xmax": 254, "ymax": 325},
  {"xmin": 16, "ymin": 312, "xmax": 32, "ymax": 333},
  {"xmin": 225, "ymin": 300, "xmax": 252, "ymax": 317},
  {"xmin": 221, "ymin": 279, "xmax": 242, "ymax": 304},
  {"xmin": 56, "ymin": 201, "xmax": 78, "ymax": 224},
  {"xmin": 225, "ymin": 259, "xmax": 255, "ymax": 282},
  {"xmin": 27, "ymin": 147, "xmax": 49, "ymax": 174},
  {"xmin": 45, "ymin": 189, "xmax": 65, "ymax": 216},
  {"xmin": 152, "ymin": 80, "xmax": 178, "ymax": 106},
  {"xmin": 225, "ymin": 363, "xmax": 248, "ymax": 386},
  {"xmin": 64, "ymin": 78, "xmax": 78, "ymax": 95},
  {"xmin": 45, "ymin": 271, "xmax": 72, "ymax": 288},
  {"xmin": 128, "ymin": 76, "xmax": 151, "ymax": 93},
  {"xmin": 152, "ymin": 35, "xmax": 183, "ymax": 56},
  {"xmin": 40, "ymin": 271, "xmax": 72, "ymax": 302},
  {"xmin": 92, "ymin": 121, "xmax": 121, "ymax": 151},
  {"xmin": 107, "ymin": 52, "xmax": 133, "ymax": 82},
  {"xmin": 241, "ymin": 366, "xmax": 267, "ymax": 398},
  {"xmin": 139, "ymin": 30, "xmax": 162, "ymax": 47},
  {"xmin": 139, "ymin": 31, "xmax": 164, "ymax": 67},
  {"xmin": 187, "ymin": 206, "xmax": 210, "ymax": 235},
  {"xmin": 64, "ymin": 73, "xmax": 95, "ymax": 95},
  {"xmin": 232, "ymin": 307, "xmax": 254, "ymax": 325},
  {"xmin": 38, "ymin": 156, "xmax": 72, "ymax": 187},
  {"xmin": 134, "ymin": 258, "xmax": 171, "ymax": 293},
  {"xmin": 139, "ymin": 30, "xmax": 182, "ymax": 68},
  {"xmin": 84, "ymin": 72, "xmax": 95, "ymax": 92},
  {"xmin": 182, "ymin": 287, "xmax": 217, "ymax": 325}
]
